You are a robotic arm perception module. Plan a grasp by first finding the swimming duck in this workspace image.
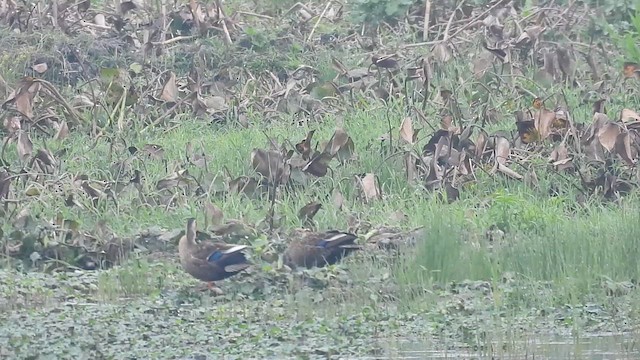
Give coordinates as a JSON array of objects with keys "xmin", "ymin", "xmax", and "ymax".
[
  {"xmin": 178, "ymin": 218, "xmax": 251, "ymax": 291},
  {"xmin": 283, "ymin": 229, "xmax": 361, "ymax": 269}
]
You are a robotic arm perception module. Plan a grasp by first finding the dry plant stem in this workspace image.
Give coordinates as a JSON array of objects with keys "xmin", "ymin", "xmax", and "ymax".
[
  {"xmin": 267, "ymin": 181, "xmax": 278, "ymax": 233},
  {"xmin": 216, "ymin": 1, "xmax": 233, "ymax": 46},
  {"xmin": 423, "ymin": 0, "xmax": 431, "ymax": 41},
  {"xmin": 404, "ymin": 0, "xmax": 504, "ymax": 49},
  {"xmin": 140, "ymin": 93, "xmax": 195, "ymax": 133},
  {"xmin": 442, "ymin": 0, "xmax": 465, "ymax": 42},
  {"xmin": 151, "ymin": 36, "xmax": 197, "ymax": 46},
  {"xmin": 307, "ymin": 0, "xmax": 332, "ymax": 44},
  {"xmin": 236, "ymin": 11, "xmax": 273, "ymax": 20}
]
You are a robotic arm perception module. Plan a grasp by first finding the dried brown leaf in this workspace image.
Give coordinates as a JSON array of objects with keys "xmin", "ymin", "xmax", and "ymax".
[
  {"xmin": 160, "ymin": 71, "xmax": 179, "ymax": 103},
  {"xmin": 597, "ymin": 123, "xmax": 621, "ymax": 151},
  {"xmin": 298, "ymin": 201, "xmax": 322, "ymax": 226},
  {"xmin": 356, "ymin": 173, "xmax": 381, "ymax": 202},
  {"xmin": 332, "ymin": 189, "xmax": 344, "ymax": 210},
  {"xmin": 303, "ymin": 152, "xmax": 332, "ymax": 177},
  {"xmin": 495, "ymin": 163, "xmax": 523, "ymax": 179},
  {"xmin": 493, "ymin": 137, "xmax": 510, "ymax": 165},
  {"xmin": 399, "ymin": 117, "xmax": 414, "ymax": 145},
  {"xmin": 4, "ymin": 78, "xmax": 41, "ymax": 118},
  {"xmin": 4, "ymin": 116, "xmax": 21, "ymax": 134},
  {"xmin": 156, "ymin": 170, "xmax": 193, "ymax": 190},
  {"xmin": 621, "ymin": 108, "xmax": 640, "ymax": 122},
  {"xmin": 54, "ymin": 120, "xmax": 69, "ymax": 140},
  {"xmin": 324, "ymin": 127, "xmax": 350, "ymax": 156},
  {"xmin": 475, "ymin": 131, "xmax": 487, "ymax": 158},
  {"xmin": 142, "ymin": 144, "xmax": 165, "ymax": 160},
  {"xmin": 404, "ymin": 152, "xmax": 417, "ymax": 183},
  {"xmin": 615, "ymin": 131, "xmax": 636, "ymax": 166},
  {"xmin": 433, "ymin": 43, "xmax": 452, "ymax": 63},
  {"xmin": 205, "ymin": 202, "xmax": 224, "ymax": 226},
  {"xmin": 549, "ymin": 143, "xmax": 573, "ymax": 171},
  {"xmin": 336, "ymin": 137, "xmax": 355, "ymax": 163},
  {"xmin": 35, "ymin": 149, "xmax": 56, "ymax": 167},
  {"xmin": 371, "ymin": 54, "xmax": 398, "ymax": 69},
  {"xmin": 295, "ymin": 130, "xmax": 315, "ymax": 160},
  {"xmin": 251, "ymin": 148, "xmax": 285, "ymax": 183},
  {"xmin": 78, "ymin": 0, "xmax": 90, "ymax": 12},
  {"xmin": 0, "ymin": 169, "xmax": 11, "ymax": 201},
  {"xmin": 556, "ymin": 45, "xmax": 575, "ymax": 81},
  {"xmin": 515, "ymin": 25, "xmax": 545, "ymax": 46},
  {"xmin": 533, "ymin": 108, "xmax": 556, "ymax": 141},
  {"xmin": 32, "ymin": 63, "xmax": 48, "ymax": 74},
  {"xmin": 17, "ymin": 130, "xmax": 33, "ymax": 162},
  {"xmin": 229, "ymin": 176, "xmax": 259, "ymax": 196}
]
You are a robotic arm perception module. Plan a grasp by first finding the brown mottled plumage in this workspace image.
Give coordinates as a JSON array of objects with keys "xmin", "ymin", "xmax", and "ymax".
[
  {"xmin": 284, "ymin": 229, "xmax": 361, "ymax": 269},
  {"xmin": 178, "ymin": 218, "xmax": 251, "ymax": 290}
]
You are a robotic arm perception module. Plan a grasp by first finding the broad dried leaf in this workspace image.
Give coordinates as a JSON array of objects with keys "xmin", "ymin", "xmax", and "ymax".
[
  {"xmin": 5, "ymin": 78, "xmax": 41, "ymax": 118},
  {"xmin": 496, "ymin": 163, "xmax": 523, "ymax": 179},
  {"xmin": 586, "ymin": 112, "xmax": 611, "ymax": 143},
  {"xmin": 533, "ymin": 108, "xmax": 556, "ymax": 141},
  {"xmin": 205, "ymin": 202, "xmax": 224, "ymax": 226},
  {"xmin": 556, "ymin": 46, "xmax": 575, "ymax": 80},
  {"xmin": 404, "ymin": 152, "xmax": 417, "ymax": 183},
  {"xmin": 593, "ymin": 99, "xmax": 607, "ymax": 114},
  {"xmin": 4, "ymin": 116, "xmax": 21, "ymax": 134},
  {"xmin": 433, "ymin": 43, "xmax": 451, "ymax": 63},
  {"xmin": 623, "ymin": 62, "xmax": 640, "ymax": 79},
  {"xmin": 81, "ymin": 180, "xmax": 104, "ymax": 201},
  {"xmin": 156, "ymin": 170, "xmax": 193, "ymax": 190},
  {"xmin": 94, "ymin": 13, "xmax": 106, "ymax": 26},
  {"xmin": 229, "ymin": 176, "xmax": 259, "ymax": 196},
  {"xmin": 332, "ymin": 189, "xmax": 344, "ymax": 210},
  {"xmin": 303, "ymin": 152, "xmax": 332, "ymax": 177},
  {"xmin": 356, "ymin": 173, "xmax": 381, "ymax": 202},
  {"xmin": 35, "ymin": 149, "xmax": 56, "ymax": 167},
  {"xmin": 17, "ymin": 130, "xmax": 33, "ymax": 162},
  {"xmin": 298, "ymin": 201, "xmax": 322, "ymax": 226},
  {"xmin": 621, "ymin": 108, "xmax": 640, "ymax": 122},
  {"xmin": 471, "ymin": 52, "xmax": 492, "ymax": 79},
  {"xmin": 515, "ymin": 116, "xmax": 539, "ymax": 144},
  {"xmin": 336, "ymin": 137, "xmax": 355, "ymax": 163},
  {"xmin": 78, "ymin": 0, "xmax": 91, "ymax": 12},
  {"xmin": 399, "ymin": 117, "xmax": 414, "ymax": 145},
  {"xmin": 0, "ymin": 169, "xmax": 11, "ymax": 201},
  {"xmin": 371, "ymin": 54, "xmax": 398, "ymax": 69},
  {"xmin": 549, "ymin": 143, "xmax": 573, "ymax": 171},
  {"xmin": 295, "ymin": 130, "xmax": 316, "ymax": 160},
  {"xmin": 597, "ymin": 123, "xmax": 621, "ymax": 151},
  {"xmin": 615, "ymin": 131, "xmax": 636, "ymax": 166},
  {"xmin": 251, "ymin": 148, "xmax": 285, "ymax": 183},
  {"xmin": 54, "ymin": 120, "xmax": 69, "ymax": 140},
  {"xmin": 475, "ymin": 131, "xmax": 487, "ymax": 158},
  {"xmin": 142, "ymin": 144, "xmax": 165, "ymax": 160},
  {"xmin": 324, "ymin": 127, "xmax": 350, "ymax": 157},
  {"xmin": 515, "ymin": 25, "xmax": 545, "ymax": 46},
  {"xmin": 160, "ymin": 71, "xmax": 179, "ymax": 103},
  {"xmin": 493, "ymin": 137, "xmax": 510, "ymax": 166},
  {"xmin": 32, "ymin": 63, "xmax": 48, "ymax": 74}
]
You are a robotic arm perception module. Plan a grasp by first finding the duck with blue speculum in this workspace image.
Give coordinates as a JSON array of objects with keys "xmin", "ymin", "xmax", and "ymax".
[
  {"xmin": 283, "ymin": 228, "xmax": 362, "ymax": 269},
  {"xmin": 178, "ymin": 218, "xmax": 251, "ymax": 293}
]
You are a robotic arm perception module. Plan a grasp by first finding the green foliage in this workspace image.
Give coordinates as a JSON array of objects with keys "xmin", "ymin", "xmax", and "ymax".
[
  {"xmin": 351, "ymin": 0, "xmax": 414, "ymax": 26},
  {"xmin": 400, "ymin": 197, "xmax": 640, "ymax": 307}
]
